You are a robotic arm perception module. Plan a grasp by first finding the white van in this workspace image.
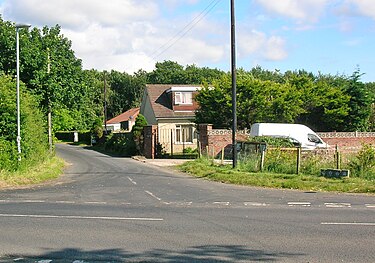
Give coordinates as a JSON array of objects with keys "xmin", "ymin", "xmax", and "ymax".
[{"xmin": 249, "ymin": 123, "xmax": 329, "ymax": 150}]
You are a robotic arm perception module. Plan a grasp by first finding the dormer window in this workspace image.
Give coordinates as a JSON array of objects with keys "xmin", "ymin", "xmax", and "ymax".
[{"xmin": 175, "ymin": 92, "xmax": 193, "ymax": 105}]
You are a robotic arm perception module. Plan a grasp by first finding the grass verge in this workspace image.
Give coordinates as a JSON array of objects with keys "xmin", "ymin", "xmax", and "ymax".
[
  {"xmin": 0, "ymin": 156, "xmax": 65, "ymax": 189},
  {"xmin": 178, "ymin": 158, "xmax": 375, "ymax": 194}
]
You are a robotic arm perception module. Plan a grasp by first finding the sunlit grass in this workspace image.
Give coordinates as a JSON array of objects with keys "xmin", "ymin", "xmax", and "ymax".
[
  {"xmin": 178, "ymin": 158, "xmax": 375, "ymax": 193},
  {"xmin": 0, "ymin": 156, "xmax": 65, "ymax": 188}
]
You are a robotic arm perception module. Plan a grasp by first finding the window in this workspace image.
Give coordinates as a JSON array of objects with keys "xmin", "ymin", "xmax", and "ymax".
[
  {"xmin": 308, "ymin": 133, "xmax": 322, "ymax": 143},
  {"xmin": 175, "ymin": 125, "xmax": 194, "ymax": 143},
  {"xmin": 175, "ymin": 92, "xmax": 193, "ymax": 105}
]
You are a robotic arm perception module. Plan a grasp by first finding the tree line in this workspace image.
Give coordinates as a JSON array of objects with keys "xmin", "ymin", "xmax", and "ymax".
[
  {"xmin": 1, "ymin": 16, "xmax": 374, "ymax": 169},
  {"xmin": 196, "ymin": 67, "xmax": 375, "ymax": 131}
]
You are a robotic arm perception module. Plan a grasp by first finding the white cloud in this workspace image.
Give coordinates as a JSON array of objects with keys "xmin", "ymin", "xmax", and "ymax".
[
  {"xmin": 238, "ymin": 30, "xmax": 287, "ymax": 61},
  {"xmin": 264, "ymin": 36, "xmax": 288, "ymax": 60},
  {"xmin": 255, "ymin": 0, "xmax": 329, "ymax": 23},
  {"xmin": 347, "ymin": 0, "xmax": 375, "ymax": 20},
  {"xmin": 83, "ymin": 52, "xmax": 155, "ymax": 74},
  {"xmin": 0, "ymin": 0, "xmax": 289, "ymax": 73},
  {"xmin": 1, "ymin": 0, "xmax": 159, "ymax": 29},
  {"xmin": 1, "ymin": 0, "xmax": 228, "ymax": 73},
  {"xmin": 163, "ymin": 0, "xmax": 199, "ymax": 8}
]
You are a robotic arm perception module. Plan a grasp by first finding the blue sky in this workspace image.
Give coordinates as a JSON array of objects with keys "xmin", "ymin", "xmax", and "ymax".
[{"xmin": 1, "ymin": 0, "xmax": 375, "ymax": 82}]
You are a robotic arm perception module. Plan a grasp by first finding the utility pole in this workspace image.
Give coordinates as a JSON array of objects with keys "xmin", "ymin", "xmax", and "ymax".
[
  {"xmin": 47, "ymin": 47, "xmax": 52, "ymax": 153},
  {"xmin": 103, "ymin": 71, "xmax": 107, "ymax": 135},
  {"xmin": 231, "ymin": 0, "xmax": 237, "ymax": 168}
]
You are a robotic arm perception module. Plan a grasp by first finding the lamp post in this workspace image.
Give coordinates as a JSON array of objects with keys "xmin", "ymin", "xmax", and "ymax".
[{"xmin": 15, "ymin": 23, "xmax": 31, "ymax": 161}]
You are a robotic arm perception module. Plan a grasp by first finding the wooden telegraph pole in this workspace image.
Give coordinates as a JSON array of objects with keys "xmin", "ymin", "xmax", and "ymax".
[{"xmin": 231, "ymin": 0, "xmax": 237, "ymax": 168}]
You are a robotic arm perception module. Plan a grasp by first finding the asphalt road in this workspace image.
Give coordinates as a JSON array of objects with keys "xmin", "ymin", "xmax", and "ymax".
[{"xmin": 0, "ymin": 143, "xmax": 374, "ymax": 262}]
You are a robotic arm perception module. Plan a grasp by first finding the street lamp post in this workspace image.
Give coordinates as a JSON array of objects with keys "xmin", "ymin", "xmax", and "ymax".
[{"xmin": 15, "ymin": 23, "xmax": 31, "ymax": 161}]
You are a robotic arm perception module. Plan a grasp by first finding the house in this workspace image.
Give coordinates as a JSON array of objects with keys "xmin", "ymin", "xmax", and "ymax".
[
  {"xmin": 140, "ymin": 84, "xmax": 201, "ymax": 154},
  {"xmin": 105, "ymin": 107, "xmax": 140, "ymax": 132}
]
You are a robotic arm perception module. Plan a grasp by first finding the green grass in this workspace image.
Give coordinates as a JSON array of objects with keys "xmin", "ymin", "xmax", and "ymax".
[
  {"xmin": 178, "ymin": 158, "xmax": 375, "ymax": 194},
  {"xmin": 0, "ymin": 156, "xmax": 65, "ymax": 188}
]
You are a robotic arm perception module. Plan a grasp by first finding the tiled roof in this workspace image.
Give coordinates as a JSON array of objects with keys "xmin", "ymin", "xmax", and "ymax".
[
  {"xmin": 107, "ymin": 108, "xmax": 140, "ymax": 124},
  {"xmin": 146, "ymin": 84, "xmax": 200, "ymax": 119}
]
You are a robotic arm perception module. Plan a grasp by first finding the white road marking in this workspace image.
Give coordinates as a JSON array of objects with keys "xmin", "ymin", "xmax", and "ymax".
[
  {"xmin": 83, "ymin": 201, "xmax": 107, "ymax": 205},
  {"xmin": 163, "ymin": 201, "xmax": 192, "ymax": 206},
  {"xmin": 145, "ymin": 190, "xmax": 162, "ymax": 201},
  {"xmin": 321, "ymin": 222, "xmax": 375, "ymax": 226},
  {"xmin": 0, "ymin": 213, "xmax": 163, "ymax": 221},
  {"xmin": 288, "ymin": 202, "xmax": 311, "ymax": 207},
  {"xmin": 21, "ymin": 200, "xmax": 46, "ymax": 203},
  {"xmin": 244, "ymin": 202, "xmax": 268, "ymax": 207},
  {"xmin": 325, "ymin": 203, "xmax": 351, "ymax": 208},
  {"xmin": 365, "ymin": 204, "xmax": 375, "ymax": 208},
  {"xmin": 127, "ymin": 177, "xmax": 137, "ymax": 185},
  {"xmin": 0, "ymin": 200, "xmax": 45, "ymax": 203},
  {"xmin": 213, "ymin": 202, "xmax": 230, "ymax": 206},
  {"xmin": 37, "ymin": 260, "xmax": 52, "ymax": 263},
  {"xmin": 55, "ymin": 201, "xmax": 75, "ymax": 204}
]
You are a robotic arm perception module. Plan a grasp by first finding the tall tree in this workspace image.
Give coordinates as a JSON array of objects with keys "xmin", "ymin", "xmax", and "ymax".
[{"xmin": 344, "ymin": 70, "xmax": 372, "ymax": 131}]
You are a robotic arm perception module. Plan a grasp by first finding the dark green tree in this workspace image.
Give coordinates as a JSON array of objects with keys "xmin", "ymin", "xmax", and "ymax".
[
  {"xmin": 131, "ymin": 114, "xmax": 148, "ymax": 154},
  {"xmin": 147, "ymin": 60, "xmax": 185, "ymax": 84},
  {"xmin": 344, "ymin": 70, "xmax": 372, "ymax": 131}
]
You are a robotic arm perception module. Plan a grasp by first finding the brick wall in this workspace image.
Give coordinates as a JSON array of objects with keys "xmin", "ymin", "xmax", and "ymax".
[
  {"xmin": 198, "ymin": 124, "xmax": 249, "ymax": 157},
  {"xmin": 198, "ymin": 125, "xmax": 375, "ymax": 157},
  {"xmin": 317, "ymin": 132, "xmax": 375, "ymax": 151},
  {"xmin": 144, "ymin": 124, "xmax": 375, "ymax": 158}
]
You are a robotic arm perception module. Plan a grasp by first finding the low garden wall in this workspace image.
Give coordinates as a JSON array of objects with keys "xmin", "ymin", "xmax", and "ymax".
[{"xmin": 198, "ymin": 124, "xmax": 375, "ymax": 157}]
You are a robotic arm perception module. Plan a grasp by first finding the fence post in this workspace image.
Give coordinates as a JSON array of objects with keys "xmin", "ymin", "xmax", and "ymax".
[
  {"xmin": 221, "ymin": 147, "xmax": 225, "ymax": 164},
  {"xmin": 335, "ymin": 145, "xmax": 341, "ymax": 169},
  {"xmin": 170, "ymin": 129, "xmax": 173, "ymax": 157},
  {"xmin": 260, "ymin": 149, "xmax": 265, "ymax": 171},
  {"xmin": 198, "ymin": 141, "xmax": 202, "ymax": 158},
  {"xmin": 296, "ymin": 147, "xmax": 301, "ymax": 174},
  {"xmin": 182, "ymin": 128, "xmax": 185, "ymax": 156}
]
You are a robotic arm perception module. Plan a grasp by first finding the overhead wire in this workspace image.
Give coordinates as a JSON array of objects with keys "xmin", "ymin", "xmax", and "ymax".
[{"xmin": 150, "ymin": 0, "xmax": 222, "ymax": 61}]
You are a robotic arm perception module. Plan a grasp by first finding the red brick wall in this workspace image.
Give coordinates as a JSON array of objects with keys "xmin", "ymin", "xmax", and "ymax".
[
  {"xmin": 317, "ymin": 132, "xmax": 375, "ymax": 151},
  {"xmin": 198, "ymin": 126, "xmax": 375, "ymax": 157},
  {"xmin": 198, "ymin": 124, "xmax": 248, "ymax": 157}
]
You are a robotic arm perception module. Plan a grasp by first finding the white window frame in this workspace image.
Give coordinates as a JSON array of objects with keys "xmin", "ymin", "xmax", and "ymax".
[
  {"xmin": 174, "ymin": 92, "xmax": 193, "ymax": 105},
  {"xmin": 175, "ymin": 125, "xmax": 194, "ymax": 144}
]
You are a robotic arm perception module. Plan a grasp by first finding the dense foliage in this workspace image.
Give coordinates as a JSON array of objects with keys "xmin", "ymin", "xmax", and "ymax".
[
  {"xmin": 0, "ymin": 75, "xmax": 48, "ymax": 171},
  {"xmin": 196, "ymin": 69, "xmax": 374, "ymax": 131}
]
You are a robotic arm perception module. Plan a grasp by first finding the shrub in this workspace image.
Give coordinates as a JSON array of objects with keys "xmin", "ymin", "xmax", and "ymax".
[
  {"xmin": 131, "ymin": 114, "xmax": 148, "ymax": 155},
  {"xmin": 102, "ymin": 133, "xmax": 136, "ymax": 156},
  {"xmin": 248, "ymin": 136, "xmax": 296, "ymax": 148},
  {"xmin": 0, "ymin": 74, "xmax": 49, "ymax": 171},
  {"xmin": 349, "ymin": 144, "xmax": 375, "ymax": 179},
  {"xmin": 264, "ymin": 149, "xmax": 296, "ymax": 174},
  {"xmin": 183, "ymin": 147, "xmax": 198, "ymax": 154}
]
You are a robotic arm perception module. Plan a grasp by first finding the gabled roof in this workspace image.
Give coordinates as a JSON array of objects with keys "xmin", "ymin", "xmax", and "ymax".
[
  {"xmin": 107, "ymin": 108, "xmax": 140, "ymax": 124},
  {"xmin": 145, "ymin": 84, "xmax": 200, "ymax": 119}
]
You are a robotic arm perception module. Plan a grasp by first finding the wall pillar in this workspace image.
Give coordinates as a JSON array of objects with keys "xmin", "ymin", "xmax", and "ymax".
[
  {"xmin": 143, "ymin": 125, "xmax": 158, "ymax": 159},
  {"xmin": 198, "ymin": 124, "xmax": 212, "ymax": 155}
]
